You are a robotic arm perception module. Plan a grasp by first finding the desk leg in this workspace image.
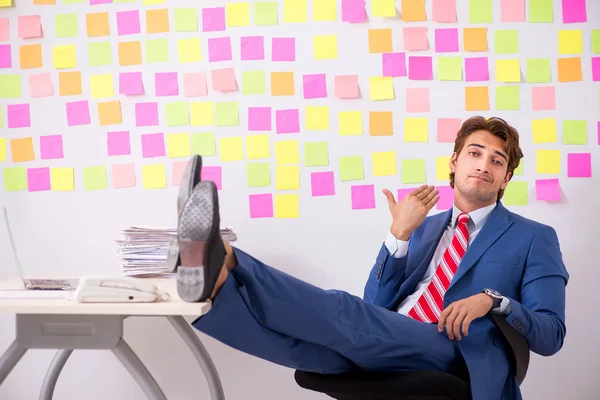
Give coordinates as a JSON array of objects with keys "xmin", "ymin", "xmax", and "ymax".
[
  {"xmin": 39, "ymin": 349, "xmax": 72, "ymax": 400},
  {"xmin": 167, "ymin": 316, "xmax": 225, "ymax": 400},
  {"xmin": 0, "ymin": 340, "xmax": 27, "ymax": 385}
]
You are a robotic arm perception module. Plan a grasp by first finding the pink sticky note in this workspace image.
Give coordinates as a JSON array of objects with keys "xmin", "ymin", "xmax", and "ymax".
[
  {"xmin": 592, "ymin": 57, "xmax": 600, "ymax": 81},
  {"xmin": 183, "ymin": 72, "xmax": 208, "ymax": 97},
  {"xmin": 208, "ymin": 37, "xmax": 232, "ymax": 62},
  {"xmin": 311, "ymin": 172, "xmax": 335, "ymax": 196},
  {"xmin": 272, "ymin": 38, "xmax": 295, "ymax": 62},
  {"xmin": 342, "ymin": 0, "xmax": 367, "ymax": 23},
  {"xmin": 117, "ymin": 10, "xmax": 140, "ymax": 35},
  {"xmin": 40, "ymin": 135, "xmax": 64, "ymax": 159},
  {"xmin": 249, "ymin": 194, "xmax": 273, "ymax": 218},
  {"xmin": 276, "ymin": 109, "xmax": 300, "ymax": 134},
  {"xmin": 406, "ymin": 88, "xmax": 430, "ymax": 113},
  {"xmin": 241, "ymin": 36, "xmax": 264, "ymax": 60},
  {"xmin": 335, "ymin": 75, "xmax": 359, "ymax": 98},
  {"xmin": 562, "ymin": 0, "xmax": 587, "ymax": 23},
  {"xmin": 27, "ymin": 168, "xmax": 51, "ymax": 192},
  {"xmin": 382, "ymin": 52, "xmax": 407, "ymax": 77},
  {"xmin": 303, "ymin": 74, "xmax": 327, "ymax": 99},
  {"xmin": 141, "ymin": 133, "xmax": 165, "ymax": 158},
  {"xmin": 119, "ymin": 72, "xmax": 143, "ymax": 95},
  {"xmin": 536, "ymin": 179, "xmax": 561, "ymax": 201},
  {"xmin": 135, "ymin": 102, "xmax": 159, "ymax": 127},
  {"xmin": 403, "ymin": 27, "xmax": 428, "ymax": 51},
  {"xmin": 18, "ymin": 16, "xmax": 42, "ymax": 39},
  {"xmin": 436, "ymin": 186, "xmax": 454, "ymax": 210},
  {"xmin": 408, "ymin": 56, "xmax": 433, "ymax": 80},
  {"xmin": 351, "ymin": 184, "xmax": 375, "ymax": 210},
  {"xmin": 465, "ymin": 57, "xmax": 489, "ymax": 82},
  {"xmin": 531, "ymin": 86, "xmax": 556, "ymax": 111},
  {"xmin": 202, "ymin": 7, "xmax": 226, "ymax": 32},
  {"xmin": 155, "ymin": 72, "xmax": 179, "ymax": 96},
  {"xmin": 0, "ymin": 44, "xmax": 11, "ymax": 68},
  {"xmin": 211, "ymin": 68, "xmax": 237, "ymax": 92},
  {"xmin": 397, "ymin": 188, "xmax": 414, "ymax": 202},
  {"xmin": 248, "ymin": 107, "xmax": 271, "ymax": 131},
  {"xmin": 435, "ymin": 28, "xmax": 459, "ymax": 53},
  {"xmin": 171, "ymin": 161, "xmax": 187, "ymax": 185},
  {"xmin": 567, "ymin": 153, "xmax": 591, "ymax": 177},
  {"xmin": 29, "ymin": 73, "xmax": 54, "ymax": 98},
  {"xmin": 437, "ymin": 118, "xmax": 462, "ymax": 142},
  {"xmin": 112, "ymin": 163, "xmax": 136, "ymax": 188},
  {"xmin": 598, "ymin": 122, "xmax": 600, "ymax": 145},
  {"xmin": 203, "ymin": 166, "xmax": 222, "ymax": 190},
  {"xmin": 433, "ymin": 0, "xmax": 457, "ymax": 22},
  {"xmin": 0, "ymin": 18, "xmax": 9, "ymax": 41},
  {"xmin": 90, "ymin": 0, "xmax": 112, "ymax": 5},
  {"xmin": 107, "ymin": 131, "xmax": 131, "ymax": 156},
  {"xmin": 66, "ymin": 101, "xmax": 90, "ymax": 126},
  {"xmin": 7, "ymin": 104, "xmax": 31, "ymax": 129},
  {"xmin": 501, "ymin": 0, "xmax": 525, "ymax": 21}
]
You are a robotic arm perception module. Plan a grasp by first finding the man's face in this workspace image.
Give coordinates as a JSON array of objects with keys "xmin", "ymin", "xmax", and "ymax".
[{"xmin": 449, "ymin": 130, "xmax": 511, "ymax": 205}]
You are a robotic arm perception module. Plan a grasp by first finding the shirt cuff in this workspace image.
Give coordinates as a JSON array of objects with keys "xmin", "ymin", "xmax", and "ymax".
[
  {"xmin": 493, "ymin": 296, "xmax": 511, "ymax": 315},
  {"xmin": 384, "ymin": 232, "xmax": 409, "ymax": 258}
]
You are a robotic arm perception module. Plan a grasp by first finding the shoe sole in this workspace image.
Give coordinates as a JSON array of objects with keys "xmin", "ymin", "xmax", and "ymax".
[{"xmin": 176, "ymin": 181, "xmax": 225, "ymax": 302}]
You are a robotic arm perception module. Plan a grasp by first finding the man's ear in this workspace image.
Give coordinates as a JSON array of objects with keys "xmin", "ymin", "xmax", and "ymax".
[
  {"xmin": 449, "ymin": 153, "xmax": 458, "ymax": 173},
  {"xmin": 501, "ymin": 171, "xmax": 512, "ymax": 190}
]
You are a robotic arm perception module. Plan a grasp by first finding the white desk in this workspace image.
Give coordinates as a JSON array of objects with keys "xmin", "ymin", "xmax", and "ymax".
[{"xmin": 0, "ymin": 278, "xmax": 225, "ymax": 400}]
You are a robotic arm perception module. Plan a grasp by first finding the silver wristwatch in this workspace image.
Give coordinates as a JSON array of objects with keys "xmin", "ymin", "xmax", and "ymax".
[{"xmin": 483, "ymin": 288, "xmax": 503, "ymax": 309}]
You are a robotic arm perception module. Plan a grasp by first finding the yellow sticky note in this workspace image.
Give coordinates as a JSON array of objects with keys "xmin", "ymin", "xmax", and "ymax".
[
  {"xmin": 339, "ymin": 111, "xmax": 363, "ymax": 135},
  {"xmin": 276, "ymin": 166, "xmax": 300, "ymax": 190},
  {"xmin": 190, "ymin": 102, "xmax": 214, "ymax": 126},
  {"xmin": 275, "ymin": 140, "xmax": 300, "ymax": 165},
  {"xmin": 532, "ymin": 118, "xmax": 557, "ymax": 143},
  {"xmin": 436, "ymin": 156, "xmax": 451, "ymax": 181},
  {"xmin": 177, "ymin": 38, "xmax": 202, "ymax": 63},
  {"xmin": 313, "ymin": 0, "xmax": 336, "ymax": 21},
  {"xmin": 372, "ymin": 151, "xmax": 397, "ymax": 176},
  {"xmin": 496, "ymin": 59, "xmax": 521, "ymax": 82},
  {"xmin": 284, "ymin": 0, "xmax": 307, "ymax": 22},
  {"xmin": 219, "ymin": 137, "xmax": 244, "ymax": 161},
  {"xmin": 306, "ymin": 106, "xmax": 329, "ymax": 130},
  {"xmin": 142, "ymin": 164, "xmax": 167, "ymax": 189},
  {"xmin": 314, "ymin": 35, "xmax": 337, "ymax": 60},
  {"xmin": 0, "ymin": 0, "xmax": 12, "ymax": 6},
  {"xmin": 0, "ymin": 138, "xmax": 6, "ymax": 161},
  {"xmin": 226, "ymin": 2, "xmax": 251, "ymax": 26},
  {"xmin": 558, "ymin": 30, "xmax": 582, "ymax": 55},
  {"xmin": 275, "ymin": 194, "xmax": 299, "ymax": 218},
  {"xmin": 369, "ymin": 77, "xmax": 394, "ymax": 101},
  {"xmin": 90, "ymin": 74, "xmax": 114, "ymax": 99},
  {"xmin": 536, "ymin": 150, "xmax": 560, "ymax": 174},
  {"xmin": 404, "ymin": 118, "xmax": 428, "ymax": 142},
  {"xmin": 50, "ymin": 168, "xmax": 74, "ymax": 191},
  {"xmin": 372, "ymin": 0, "xmax": 396, "ymax": 17},
  {"xmin": 246, "ymin": 134, "xmax": 271, "ymax": 159},
  {"xmin": 53, "ymin": 45, "xmax": 77, "ymax": 69},
  {"xmin": 166, "ymin": 133, "xmax": 191, "ymax": 158}
]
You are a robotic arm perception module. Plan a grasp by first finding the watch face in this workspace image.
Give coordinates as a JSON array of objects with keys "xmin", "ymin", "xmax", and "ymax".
[{"xmin": 486, "ymin": 288, "xmax": 502, "ymax": 298}]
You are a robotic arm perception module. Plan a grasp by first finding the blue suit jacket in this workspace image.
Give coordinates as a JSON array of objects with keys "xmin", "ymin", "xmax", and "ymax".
[{"xmin": 363, "ymin": 202, "xmax": 569, "ymax": 400}]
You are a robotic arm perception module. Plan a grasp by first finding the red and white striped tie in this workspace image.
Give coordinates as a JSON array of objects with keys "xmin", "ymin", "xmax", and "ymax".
[{"xmin": 408, "ymin": 213, "xmax": 470, "ymax": 323}]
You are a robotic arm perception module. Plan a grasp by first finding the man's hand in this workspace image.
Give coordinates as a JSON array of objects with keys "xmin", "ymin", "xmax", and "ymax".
[
  {"xmin": 382, "ymin": 185, "xmax": 439, "ymax": 240},
  {"xmin": 437, "ymin": 293, "xmax": 494, "ymax": 340}
]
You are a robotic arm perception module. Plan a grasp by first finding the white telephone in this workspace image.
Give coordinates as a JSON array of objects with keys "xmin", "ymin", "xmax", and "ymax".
[{"xmin": 70, "ymin": 276, "xmax": 171, "ymax": 303}]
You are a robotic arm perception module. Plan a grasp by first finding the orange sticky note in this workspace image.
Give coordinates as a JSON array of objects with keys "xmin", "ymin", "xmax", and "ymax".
[
  {"xmin": 33, "ymin": 0, "xmax": 56, "ymax": 4},
  {"xmin": 146, "ymin": 9, "xmax": 170, "ymax": 34},
  {"xmin": 58, "ymin": 71, "xmax": 82, "ymax": 96},
  {"xmin": 86, "ymin": 12, "xmax": 110, "ymax": 37},
  {"xmin": 464, "ymin": 28, "xmax": 488, "ymax": 52},
  {"xmin": 369, "ymin": 111, "xmax": 393, "ymax": 136},
  {"xmin": 19, "ymin": 44, "xmax": 43, "ymax": 69},
  {"xmin": 118, "ymin": 41, "xmax": 142, "ymax": 66},
  {"xmin": 402, "ymin": 0, "xmax": 426, "ymax": 22},
  {"xmin": 368, "ymin": 29, "xmax": 393, "ymax": 53},
  {"xmin": 557, "ymin": 57, "xmax": 582, "ymax": 82},
  {"xmin": 465, "ymin": 86, "xmax": 490, "ymax": 111},
  {"xmin": 271, "ymin": 72, "xmax": 295, "ymax": 96},
  {"xmin": 10, "ymin": 137, "xmax": 35, "ymax": 162},
  {"xmin": 98, "ymin": 100, "xmax": 123, "ymax": 126}
]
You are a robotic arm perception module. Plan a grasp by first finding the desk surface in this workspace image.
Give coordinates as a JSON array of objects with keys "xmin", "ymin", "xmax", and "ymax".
[{"xmin": 0, "ymin": 278, "xmax": 211, "ymax": 316}]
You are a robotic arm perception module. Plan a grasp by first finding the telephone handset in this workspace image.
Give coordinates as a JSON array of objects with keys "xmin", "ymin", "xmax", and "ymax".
[{"xmin": 71, "ymin": 276, "xmax": 171, "ymax": 303}]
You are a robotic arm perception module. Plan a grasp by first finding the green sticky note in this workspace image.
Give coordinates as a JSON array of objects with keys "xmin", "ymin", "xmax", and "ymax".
[
  {"xmin": 526, "ymin": 59, "xmax": 551, "ymax": 82},
  {"xmin": 503, "ymin": 181, "xmax": 528, "ymax": 205},
  {"xmin": 494, "ymin": 30, "xmax": 518, "ymax": 54},
  {"xmin": 4, "ymin": 168, "xmax": 27, "ymax": 192},
  {"xmin": 0, "ymin": 106, "xmax": 3, "ymax": 128},
  {"xmin": 83, "ymin": 166, "xmax": 108, "ymax": 191},
  {"xmin": 496, "ymin": 86, "xmax": 520, "ymax": 110},
  {"xmin": 242, "ymin": 71, "xmax": 266, "ymax": 95},
  {"xmin": 146, "ymin": 39, "xmax": 169, "ymax": 63},
  {"xmin": 339, "ymin": 155, "xmax": 364, "ymax": 181},
  {"xmin": 304, "ymin": 142, "xmax": 329, "ymax": 167},
  {"xmin": 88, "ymin": 42, "xmax": 112, "ymax": 66},
  {"xmin": 469, "ymin": 0, "xmax": 492, "ymax": 23},
  {"xmin": 529, "ymin": 0, "xmax": 553, "ymax": 22},
  {"xmin": 192, "ymin": 132, "xmax": 216, "ymax": 156},
  {"xmin": 216, "ymin": 102, "xmax": 239, "ymax": 126},
  {"xmin": 247, "ymin": 162, "xmax": 271, "ymax": 187},
  {"xmin": 437, "ymin": 57, "xmax": 462, "ymax": 81},
  {"xmin": 402, "ymin": 159, "xmax": 426, "ymax": 184},
  {"xmin": 174, "ymin": 8, "xmax": 198, "ymax": 32},
  {"xmin": 255, "ymin": 2, "xmax": 278, "ymax": 25},
  {"xmin": 0, "ymin": 75, "xmax": 21, "ymax": 98},
  {"xmin": 593, "ymin": 30, "xmax": 600, "ymax": 53},
  {"xmin": 63, "ymin": 0, "xmax": 84, "ymax": 4},
  {"xmin": 513, "ymin": 162, "xmax": 524, "ymax": 176},
  {"xmin": 562, "ymin": 120, "xmax": 587, "ymax": 144},
  {"xmin": 55, "ymin": 14, "xmax": 78, "ymax": 38},
  {"xmin": 166, "ymin": 102, "xmax": 190, "ymax": 127}
]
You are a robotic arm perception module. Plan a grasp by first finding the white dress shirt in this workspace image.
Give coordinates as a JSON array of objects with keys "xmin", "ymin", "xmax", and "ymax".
[{"xmin": 384, "ymin": 203, "xmax": 510, "ymax": 315}]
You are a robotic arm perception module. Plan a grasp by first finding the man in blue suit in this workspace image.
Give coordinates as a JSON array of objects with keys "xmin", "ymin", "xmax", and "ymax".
[{"xmin": 175, "ymin": 116, "xmax": 569, "ymax": 400}]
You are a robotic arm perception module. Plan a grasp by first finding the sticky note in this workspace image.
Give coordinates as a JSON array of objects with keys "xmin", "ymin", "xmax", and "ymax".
[
  {"xmin": 38, "ymin": 135, "xmax": 64, "ymax": 161},
  {"xmin": 404, "ymin": 118, "xmax": 428, "ymax": 142},
  {"xmin": 372, "ymin": 0, "xmax": 395, "ymax": 16},
  {"xmin": 141, "ymin": 133, "xmax": 166, "ymax": 158},
  {"xmin": 87, "ymin": 12, "xmax": 110, "ymax": 37},
  {"xmin": 559, "ymin": 30, "xmax": 582, "ymax": 54},
  {"xmin": 178, "ymin": 38, "xmax": 202, "ymax": 63},
  {"xmin": 503, "ymin": 181, "xmax": 528, "ymax": 205},
  {"xmin": 90, "ymin": 0, "xmax": 111, "ymax": 5},
  {"xmin": 402, "ymin": 159, "xmax": 427, "ymax": 184},
  {"xmin": 532, "ymin": 118, "xmax": 557, "ymax": 143},
  {"xmin": 10, "ymin": 137, "xmax": 35, "ymax": 162},
  {"xmin": 342, "ymin": 0, "xmax": 366, "ymax": 22},
  {"xmin": 7, "ymin": 104, "xmax": 31, "ymax": 129},
  {"xmin": 19, "ymin": 44, "xmax": 42, "ymax": 69},
  {"xmin": 436, "ymin": 187, "xmax": 454, "ymax": 210},
  {"xmin": 275, "ymin": 109, "xmax": 299, "ymax": 133},
  {"xmin": 368, "ymin": 29, "xmax": 392, "ymax": 54},
  {"xmin": 334, "ymin": 75, "xmax": 359, "ymax": 98},
  {"xmin": 284, "ymin": 0, "xmax": 307, "ymax": 22},
  {"xmin": 275, "ymin": 194, "xmax": 299, "ymax": 218},
  {"xmin": 146, "ymin": 9, "xmax": 170, "ymax": 34},
  {"xmin": 174, "ymin": 8, "xmax": 198, "ymax": 32},
  {"xmin": 593, "ymin": 57, "xmax": 600, "ymax": 81},
  {"xmin": 406, "ymin": 88, "xmax": 430, "ymax": 113},
  {"xmin": 208, "ymin": 37, "xmax": 232, "ymax": 62},
  {"xmin": 98, "ymin": 100, "xmax": 122, "ymax": 126},
  {"xmin": 29, "ymin": 73, "xmax": 53, "ymax": 98},
  {"xmin": 275, "ymin": 140, "xmax": 300, "ymax": 165},
  {"xmin": 91, "ymin": 74, "xmax": 114, "ymax": 98},
  {"xmin": 276, "ymin": 166, "xmax": 300, "ymax": 190},
  {"xmin": 213, "ymin": 67, "xmax": 238, "ymax": 92},
  {"xmin": 112, "ymin": 164, "xmax": 136, "ymax": 189},
  {"xmin": 369, "ymin": 111, "xmax": 393, "ymax": 136},
  {"xmin": 372, "ymin": 151, "xmax": 397, "ymax": 176},
  {"xmin": 529, "ymin": 0, "xmax": 553, "ymax": 22},
  {"xmin": 496, "ymin": 86, "xmax": 520, "ymax": 110},
  {"xmin": 593, "ymin": 30, "xmax": 600, "ymax": 53},
  {"xmin": 142, "ymin": 164, "xmax": 167, "ymax": 189},
  {"xmin": 50, "ymin": 168, "xmax": 74, "ymax": 191},
  {"xmin": 558, "ymin": 57, "xmax": 582, "ymax": 82},
  {"xmin": 0, "ymin": 138, "xmax": 4, "ymax": 161},
  {"xmin": 339, "ymin": 111, "xmax": 363, "ymax": 135},
  {"xmin": 53, "ymin": 45, "xmax": 77, "ymax": 69},
  {"xmin": 306, "ymin": 106, "xmax": 329, "ymax": 130},
  {"xmin": 202, "ymin": 166, "xmax": 223, "ymax": 189},
  {"xmin": 55, "ymin": 13, "xmax": 78, "ymax": 38},
  {"xmin": 0, "ymin": 75, "xmax": 21, "ymax": 98},
  {"xmin": 155, "ymin": 72, "xmax": 179, "ymax": 96},
  {"xmin": 437, "ymin": 57, "xmax": 462, "ymax": 81},
  {"xmin": 118, "ymin": 72, "xmax": 143, "ymax": 96},
  {"xmin": 66, "ymin": 101, "xmax": 91, "ymax": 126},
  {"xmin": 438, "ymin": 118, "xmax": 461, "ymax": 142},
  {"xmin": 435, "ymin": 28, "xmax": 459, "ymax": 53},
  {"xmin": 532, "ymin": 86, "xmax": 555, "ymax": 111},
  {"xmin": 83, "ymin": 166, "xmax": 108, "ymax": 191},
  {"xmin": 501, "ymin": 0, "xmax": 525, "ymax": 21},
  {"xmin": 249, "ymin": 194, "xmax": 274, "ymax": 218},
  {"xmin": 239, "ymin": 70, "xmax": 264, "ymax": 94},
  {"xmin": 314, "ymin": 35, "xmax": 337, "ymax": 59},
  {"xmin": 536, "ymin": 150, "xmax": 560, "ymax": 174},
  {"xmin": 562, "ymin": 0, "xmax": 587, "ymax": 23},
  {"xmin": 496, "ymin": 59, "xmax": 521, "ymax": 82},
  {"xmin": 562, "ymin": 120, "xmax": 587, "ymax": 144},
  {"xmin": 146, "ymin": 39, "xmax": 169, "ymax": 63},
  {"xmin": 241, "ymin": 36, "xmax": 264, "ymax": 60},
  {"xmin": 351, "ymin": 185, "xmax": 376, "ymax": 210},
  {"xmin": 383, "ymin": 53, "xmax": 407, "ymax": 77},
  {"xmin": 272, "ymin": 38, "xmax": 295, "ymax": 61},
  {"xmin": 304, "ymin": 142, "xmax": 329, "ymax": 166},
  {"xmin": 1, "ymin": 45, "xmax": 12, "ymax": 68},
  {"xmin": 190, "ymin": 102, "xmax": 214, "ymax": 126},
  {"xmin": 202, "ymin": 7, "xmax": 226, "ymax": 32},
  {"xmin": 219, "ymin": 137, "xmax": 243, "ymax": 161},
  {"xmin": 513, "ymin": 162, "xmax": 524, "ymax": 176},
  {"xmin": 408, "ymin": 56, "xmax": 433, "ymax": 80},
  {"xmin": 248, "ymin": 107, "xmax": 271, "ymax": 131},
  {"xmin": 403, "ymin": 27, "xmax": 428, "ymax": 51},
  {"xmin": 436, "ymin": 156, "xmax": 451, "ymax": 181},
  {"xmin": 246, "ymin": 134, "xmax": 270, "ymax": 159},
  {"xmin": 166, "ymin": 133, "xmax": 191, "ymax": 158},
  {"xmin": 463, "ymin": 28, "xmax": 488, "ymax": 52},
  {"xmin": 433, "ymin": 0, "xmax": 457, "ymax": 22},
  {"xmin": 216, "ymin": 102, "xmax": 239, "ymax": 126},
  {"xmin": 166, "ymin": 102, "xmax": 190, "ymax": 127},
  {"xmin": 183, "ymin": 72, "xmax": 207, "ymax": 97},
  {"xmin": 469, "ymin": 0, "xmax": 492, "ymax": 23},
  {"xmin": 526, "ymin": 59, "xmax": 551, "ymax": 82},
  {"xmin": 191, "ymin": 132, "xmax": 216, "ymax": 156},
  {"xmin": 465, "ymin": 86, "xmax": 490, "ymax": 111},
  {"xmin": 247, "ymin": 163, "xmax": 270, "ymax": 187},
  {"xmin": 0, "ymin": 18, "xmax": 8, "ymax": 41},
  {"xmin": 59, "ymin": 72, "xmax": 82, "ymax": 96},
  {"xmin": 403, "ymin": 0, "xmax": 426, "ymax": 21},
  {"xmin": 369, "ymin": 77, "xmax": 394, "ymax": 101},
  {"xmin": 567, "ymin": 153, "xmax": 591, "ymax": 177},
  {"xmin": 254, "ymin": 2, "xmax": 278, "ymax": 25},
  {"xmin": 18, "ymin": 15, "xmax": 42, "ymax": 39},
  {"xmin": 135, "ymin": 102, "xmax": 159, "ymax": 127},
  {"xmin": 313, "ymin": 0, "xmax": 336, "ymax": 20},
  {"xmin": 27, "ymin": 168, "xmax": 51, "ymax": 192},
  {"xmin": 535, "ymin": 179, "xmax": 560, "ymax": 201},
  {"xmin": 339, "ymin": 155, "xmax": 364, "ymax": 181},
  {"xmin": 494, "ymin": 30, "xmax": 518, "ymax": 54},
  {"xmin": 88, "ymin": 42, "xmax": 112, "ymax": 66},
  {"xmin": 303, "ymin": 74, "xmax": 327, "ymax": 99},
  {"xmin": 118, "ymin": 41, "xmax": 142, "ymax": 66},
  {"xmin": 4, "ymin": 168, "xmax": 27, "ymax": 191},
  {"xmin": 107, "ymin": 131, "xmax": 131, "ymax": 156},
  {"xmin": 311, "ymin": 171, "xmax": 335, "ymax": 196}
]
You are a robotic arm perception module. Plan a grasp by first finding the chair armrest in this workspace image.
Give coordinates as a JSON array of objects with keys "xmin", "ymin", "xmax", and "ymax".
[{"xmin": 489, "ymin": 313, "xmax": 530, "ymax": 385}]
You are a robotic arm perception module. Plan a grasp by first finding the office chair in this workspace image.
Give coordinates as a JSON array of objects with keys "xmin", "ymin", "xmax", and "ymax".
[{"xmin": 295, "ymin": 313, "xmax": 530, "ymax": 400}]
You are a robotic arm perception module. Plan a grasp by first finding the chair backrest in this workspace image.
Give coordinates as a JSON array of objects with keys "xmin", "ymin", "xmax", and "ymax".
[{"xmin": 489, "ymin": 313, "xmax": 530, "ymax": 385}]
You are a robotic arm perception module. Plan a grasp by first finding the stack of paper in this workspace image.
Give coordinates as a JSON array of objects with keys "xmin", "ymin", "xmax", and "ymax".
[{"xmin": 116, "ymin": 226, "xmax": 238, "ymax": 277}]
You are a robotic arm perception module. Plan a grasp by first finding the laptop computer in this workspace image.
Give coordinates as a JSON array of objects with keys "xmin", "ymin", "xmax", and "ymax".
[{"xmin": 1, "ymin": 206, "xmax": 78, "ymax": 291}]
